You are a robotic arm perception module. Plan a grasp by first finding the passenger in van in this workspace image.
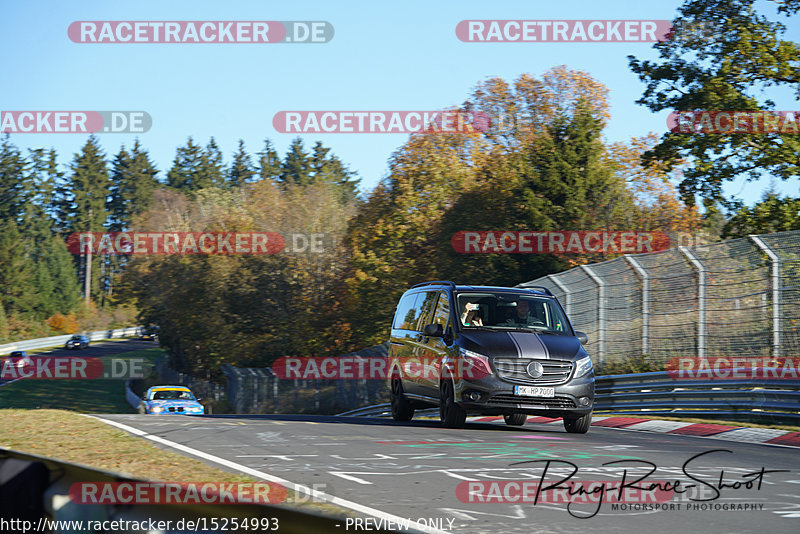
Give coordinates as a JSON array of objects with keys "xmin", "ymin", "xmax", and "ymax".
[
  {"xmin": 461, "ymin": 302, "xmax": 483, "ymax": 326},
  {"xmin": 506, "ymin": 300, "xmax": 544, "ymax": 326}
]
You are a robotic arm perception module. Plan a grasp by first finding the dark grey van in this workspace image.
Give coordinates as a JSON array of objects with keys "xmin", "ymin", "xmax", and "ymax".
[{"xmin": 388, "ymin": 281, "xmax": 594, "ymax": 432}]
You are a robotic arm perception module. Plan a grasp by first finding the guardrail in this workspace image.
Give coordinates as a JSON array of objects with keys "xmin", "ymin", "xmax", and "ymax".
[
  {"xmin": 593, "ymin": 371, "xmax": 800, "ymax": 423},
  {"xmin": 339, "ymin": 373, "xmax": 800, "ymax": 424},
  {"xmin": 125, "ymin": 379, "xmax": 142, "ymax": 410},
  {"xmin": 0, "ymin": 447, "xmax": 370, "ymax": 534},
  {"xmin": 0, "ymin": 326, "xmax": 142, "ymax": 355}
]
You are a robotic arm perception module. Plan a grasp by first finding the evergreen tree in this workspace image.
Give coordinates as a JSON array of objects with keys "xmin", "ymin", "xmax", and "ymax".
[
  {"xmin": 45, "ymin": 235, "xmax": 81, "ymax": 312},
  {"xmin": 59, "ymin": 136, "xmax": 110, "ymax": 232},
  {"xmin": 310, "ymin": 141, "xmax": 360, "ymax": 203},
  {"xmin": 168, "ymin": 137, "xmax": 225, "ymax": 191},
  {"xmin": 57, "ymin": 136, "xmax": 110, "ymax": 303},
  {"xmin": 228, "ymin": 139, "xmax": 255, "ymax": 187},
  {"xmin": 167, "ymin": 137, "xmax": 204, "ymax": 191},
  {"xmin": 198, "ymin": 137, "xmax": 226, "ymax": 188},
  {"xmin": 108, "ymin": 145, "xmax": 132, "ymax": 229},
  {"xmin": 278, "ymin": 139, "xmax": 359, "ymax": 202},
  {"xmin": 26, "ymin": 148, "xmax": 62, "ymax": 229},
  {"xmin": 0, "ymin": 222, "xmax": 36, "ymax": 315},
  {"xmin": 257, "ymin": 139, "xmax": 282, "ymax": 183},
  {"xmin": 0, "ymin": 135, "xmax": 28, "ymax": 223},
  {"xmin": 108, "ymin": 140, "xmax": 159, "ymax": 230},
  {"xmin": 0, "ymin": 300, "xmax": 8, "ymax": 340},
  {"xmin": 19, "ymin": 147, "xmax": 81, "ymax": 317},
  {"xmin": 281, "ymin": 138, "xmax": 311, "ymax": 186},
  {"xmin": 521, "ymin": 99, "xmax": 630, "ymax": 230}
]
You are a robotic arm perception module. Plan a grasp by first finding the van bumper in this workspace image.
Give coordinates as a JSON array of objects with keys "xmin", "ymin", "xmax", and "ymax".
[{"xmin": 454, "ymin": 372, "xmax": 595, "ymax": 418}]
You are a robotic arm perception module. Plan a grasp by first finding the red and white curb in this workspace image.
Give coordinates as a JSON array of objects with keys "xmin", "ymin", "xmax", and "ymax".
[{"xmin": 468, "ymin": 415, "xmax": 800, "ymax": 448}]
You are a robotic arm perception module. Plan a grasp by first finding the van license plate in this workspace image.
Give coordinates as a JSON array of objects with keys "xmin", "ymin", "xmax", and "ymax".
[{"xmin": 515, "ymin": 386, "xmax": 555, "ymax": 397}]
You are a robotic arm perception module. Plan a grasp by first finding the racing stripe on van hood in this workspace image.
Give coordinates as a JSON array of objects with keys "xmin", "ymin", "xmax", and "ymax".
[{"xmin": 507, "ymin": 332, "xmax": 550, "ymax": 359}]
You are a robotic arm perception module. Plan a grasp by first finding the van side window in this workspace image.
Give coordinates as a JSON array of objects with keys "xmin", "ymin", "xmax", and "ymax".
[
  {"xmin": 393, "ymin": 292, "xmax": 421, "ymax": 330},
  {"xmin": 414, "ymin": 291, "xmax": 439, "ymax": 331},
  {"xmin": 432, "ymin": 291, "xmax": 451, "ymax": 330}
]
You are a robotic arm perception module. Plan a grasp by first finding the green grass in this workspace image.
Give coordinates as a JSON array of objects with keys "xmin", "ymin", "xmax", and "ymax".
[{"xmin": 0, "ymin": 348, "xmax": 162, "ymax": 413}]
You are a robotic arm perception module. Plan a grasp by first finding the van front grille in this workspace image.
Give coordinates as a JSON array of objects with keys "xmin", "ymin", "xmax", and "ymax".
[{"xmin": 493, "ymin": 358, "xmax": 573, "ymax": 385}]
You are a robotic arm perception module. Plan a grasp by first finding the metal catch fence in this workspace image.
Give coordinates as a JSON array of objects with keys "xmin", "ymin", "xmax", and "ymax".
[
  {"xmin": 519, "ymin": 230, "xmax": 800, "ymax": 365},
  {"xmin": 220, "ymin": 344, "xmax": 390, "ymax": 414}
]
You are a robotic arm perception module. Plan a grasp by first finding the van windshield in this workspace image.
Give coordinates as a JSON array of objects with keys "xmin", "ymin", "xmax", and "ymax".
[{"xmin": 455, "ymin": 292, "xmax": 571, "ymax": 335}]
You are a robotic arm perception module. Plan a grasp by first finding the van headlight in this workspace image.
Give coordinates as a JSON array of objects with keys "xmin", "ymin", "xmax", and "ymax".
[
  {"xmin": 458, "ymin": 348, "xmax": 493, "ymax": 379},
  {"xmin": 151, "ymin": 406, "xmax": 164, "ymax": 413},
  {"xmin": 574, "ymin": 355, "xmax": 593, "ymax": 378}
]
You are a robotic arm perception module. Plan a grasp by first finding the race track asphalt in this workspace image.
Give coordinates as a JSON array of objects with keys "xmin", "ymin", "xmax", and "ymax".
[{"xmin": 96, "ymin": 411, "xmax": 800, "ymax": 534}]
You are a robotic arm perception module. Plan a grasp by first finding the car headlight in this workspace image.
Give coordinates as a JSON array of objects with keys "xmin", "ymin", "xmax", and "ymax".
[
  {"xmin": 574, "ymin": 355, "xmax": 593, "ymax": 378},
  {"xmin": 151, "ymin": 406, "xmax": 164, "ymax": 413},
  {"xmin": 458, "ymin": 348, "xmax": 493, "ymax": 379}
]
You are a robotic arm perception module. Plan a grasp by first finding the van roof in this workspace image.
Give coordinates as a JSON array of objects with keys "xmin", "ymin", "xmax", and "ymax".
[
  {"xmin": 456, "ymin": 285, "xmax": 553, "ymax": 296},
  {"xmin": 409, "ymin": 281, "xmax": 553, "ymax": 297}
]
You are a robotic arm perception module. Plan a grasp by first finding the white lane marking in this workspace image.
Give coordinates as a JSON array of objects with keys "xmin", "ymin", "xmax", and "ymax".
[
  {"xmin": 329, "ymin": 472, "xmax": 373, "ymax": 485},
  {"xmin": 235, "ymin": 455, "xmax": 317, "ymax": 460},
  {"xmin": 88, "ymin": 416, "xmax": 447, "ymax": 534}
]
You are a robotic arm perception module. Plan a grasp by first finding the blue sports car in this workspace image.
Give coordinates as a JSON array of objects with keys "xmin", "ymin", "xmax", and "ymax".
[{"xmin": 138, "ymin": 385, "xmax": 204, "ymax": 415}]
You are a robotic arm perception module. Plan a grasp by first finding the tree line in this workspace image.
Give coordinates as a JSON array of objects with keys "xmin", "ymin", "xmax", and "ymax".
[{"xmin": 0, "ymin": 133, "xmax": 358, "ymax": 343}]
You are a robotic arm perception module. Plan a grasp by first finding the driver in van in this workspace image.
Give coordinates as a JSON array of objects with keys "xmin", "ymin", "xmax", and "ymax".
[{"xmin": 506, "ymin": 299, "xmax": 544, "ymax": 326}]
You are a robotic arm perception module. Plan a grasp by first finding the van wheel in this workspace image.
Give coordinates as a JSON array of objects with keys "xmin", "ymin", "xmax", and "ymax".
[
  {"xmin": 503, "ymin": 413, "xmax": 527, "ymax": 426},
  {"xmin": 564, "ymin": 413, "xmax": 592, "ymax": 433},
  {"xmin": 440, "ymin": 380, "xmax": 466, "ymax": 428},
  {"xmin": 390, "ymin": 378, "xmax": 414, "ymax": 421}
]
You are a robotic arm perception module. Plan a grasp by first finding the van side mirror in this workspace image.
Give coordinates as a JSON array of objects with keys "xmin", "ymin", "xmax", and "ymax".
[
  {"xmin": 423, "ymin": 323, "xmax": 444, "ymax": 337},
  {"xmin": 575, "ymin": 331, "xmax": 588, "ymax": 344}
]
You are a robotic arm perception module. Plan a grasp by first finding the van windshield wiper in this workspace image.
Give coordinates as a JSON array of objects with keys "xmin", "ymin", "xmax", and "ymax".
[{"xmin": 491, "ymin": 325, "xmax": 542, "ymax": 333}]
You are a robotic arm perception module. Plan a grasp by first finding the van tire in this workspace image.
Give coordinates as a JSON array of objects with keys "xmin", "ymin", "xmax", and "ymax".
[
  {"xmin": 563, "ymin": 413, "xmax": 591, "ymax": 433},
  {"xmin": 390, "ymin": 378, "xmax": 415, "ymax": 421},
  {"xmin": 503, "ymin": 413, "xmax": 527, "ymax": 426},
  {"xmin": 440, "ymin": 380, "xmax": 467, "ymax": 428}
]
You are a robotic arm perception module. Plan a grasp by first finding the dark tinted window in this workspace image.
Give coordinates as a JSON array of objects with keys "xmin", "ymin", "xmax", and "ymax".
[
  {"xmin": 393, "ymin": 292, "xmax": 421, "ymax": 330},
  {"xmin": 414, "ymin": 291, "xmax": 439, "ymax": 330},
  {"xmin": 431, "ymin": 292, "xmax": 451, "ymax": 329}
]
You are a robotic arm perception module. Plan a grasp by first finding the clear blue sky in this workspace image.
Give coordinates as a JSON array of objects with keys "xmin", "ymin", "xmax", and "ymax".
[{"xmin": 2, "ymin": 0, "xmax": 798, "ymax": 206}]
